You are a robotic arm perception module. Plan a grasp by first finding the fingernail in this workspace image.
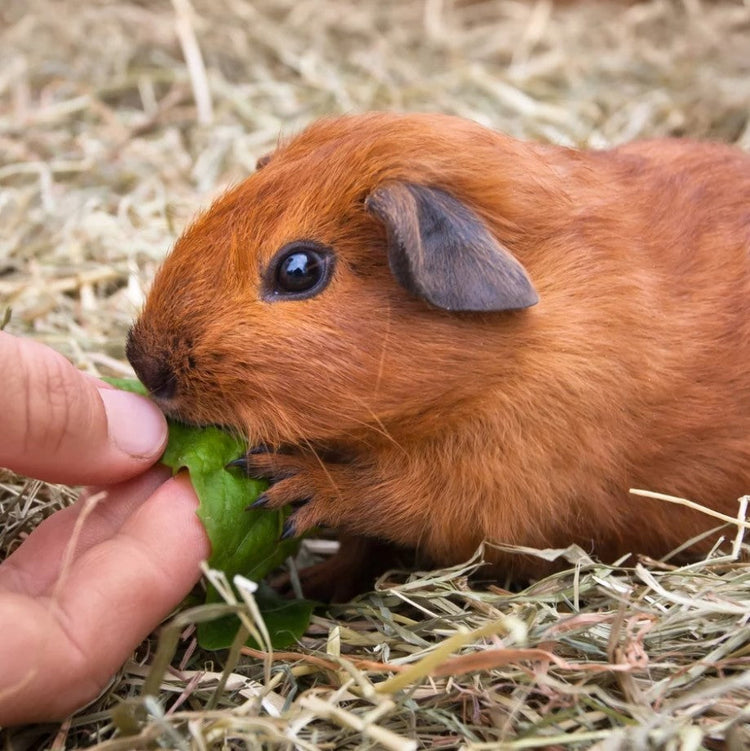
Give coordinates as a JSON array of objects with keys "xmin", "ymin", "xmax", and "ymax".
[{"xmin": 98, "ymin": 388, "xmax": 168, "ymax": 459}]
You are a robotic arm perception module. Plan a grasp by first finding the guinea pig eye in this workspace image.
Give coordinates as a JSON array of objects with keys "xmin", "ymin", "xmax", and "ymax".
[{"xmin": 266, "ymin": 242, "xmax": 334, "ymax": 299}]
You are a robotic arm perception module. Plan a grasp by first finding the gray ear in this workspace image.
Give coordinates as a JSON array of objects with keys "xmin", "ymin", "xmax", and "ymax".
[{"xmin": 365, "ymin": 182, "xmax": 538, "ymax": 312}]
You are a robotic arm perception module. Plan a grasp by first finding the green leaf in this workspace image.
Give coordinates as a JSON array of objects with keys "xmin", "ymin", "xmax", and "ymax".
[
  {"xmin": 101, "ymin": 376, "xmax": 149, "ymax": 396},
  {"xmin": 102, "ymin": 377, "xmax": 312, "ymax": 649},
  {"xmin": 199, "ymin": 583, "xmax": 315, "ymax": 651}
]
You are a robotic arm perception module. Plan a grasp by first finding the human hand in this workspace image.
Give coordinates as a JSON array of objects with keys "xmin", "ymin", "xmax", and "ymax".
[
  {"xmin": 0, "ymin": 333, "xmax": 210, "ymax": 725},
  {"xmin": 0, "ymin": 331, "xmax": 168, "ymax": 485}
]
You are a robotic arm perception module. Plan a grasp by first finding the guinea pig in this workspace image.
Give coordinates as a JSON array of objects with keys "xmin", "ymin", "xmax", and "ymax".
[{"xmin": 127, "ymin": 112, "xmax": 750, "ymax": 599}]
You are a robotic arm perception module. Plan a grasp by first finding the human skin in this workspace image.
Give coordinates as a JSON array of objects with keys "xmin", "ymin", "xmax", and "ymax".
[{"xmin": 0, "ymin": 331, "xmax": 210, "ymax": 726}]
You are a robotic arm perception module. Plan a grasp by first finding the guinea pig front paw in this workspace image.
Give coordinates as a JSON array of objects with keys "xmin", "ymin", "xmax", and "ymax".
[{"xmin": 228, "ymin": 445, "xmax": 345, "ymax": 539}]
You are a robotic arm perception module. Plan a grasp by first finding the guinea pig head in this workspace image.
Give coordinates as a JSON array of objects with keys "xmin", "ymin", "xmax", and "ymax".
[{"xmin": 126, "ymin": 114, "xmax": 539, "ymax": 446}]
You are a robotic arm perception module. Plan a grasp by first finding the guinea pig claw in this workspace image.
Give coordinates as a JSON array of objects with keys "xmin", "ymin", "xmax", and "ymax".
[
  {"xmin": 227, "ymin": 452, "xmax": 283, "ymax": 479},
  {"xmin": 280, "ymin": 518, "xmax": 297, "ymax": 541},
  {"xmin": 226, "ymin": 456, "xmax": 249, "ymax": 473},
  {"xmin": 246, "ymin": 493, "xmax": 269, "ymax": 511}
]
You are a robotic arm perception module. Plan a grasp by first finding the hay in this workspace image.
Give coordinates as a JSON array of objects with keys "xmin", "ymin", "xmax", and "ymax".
[{"xmin": 1, "ymin": 0, "xmax": 749, "ymax": 747}]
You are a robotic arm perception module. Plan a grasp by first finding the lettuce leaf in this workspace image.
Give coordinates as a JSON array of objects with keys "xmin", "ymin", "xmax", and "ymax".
[{"xmin": 103, "ymin": 377, "xmax": 313, "ymax": 649}]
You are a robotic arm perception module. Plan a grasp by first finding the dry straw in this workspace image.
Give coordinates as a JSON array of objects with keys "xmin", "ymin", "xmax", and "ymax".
[{"xmin": 1, "ymin": 0, "xmax": 749, "ymax": 748}]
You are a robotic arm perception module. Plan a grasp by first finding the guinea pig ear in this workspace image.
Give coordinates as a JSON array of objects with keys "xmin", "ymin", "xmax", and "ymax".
[{"xmin": 364, "ymin": 182, "xmax": 538, "ymax": 312}]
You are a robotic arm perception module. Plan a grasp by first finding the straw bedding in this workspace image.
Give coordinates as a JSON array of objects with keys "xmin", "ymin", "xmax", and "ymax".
[{"xmin": 1, "ymin": 0, "xmax": 749, "ymax": 748}]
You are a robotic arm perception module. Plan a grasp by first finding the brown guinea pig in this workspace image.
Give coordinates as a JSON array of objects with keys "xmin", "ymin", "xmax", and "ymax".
[{"xmin": 127, "ymin": 112, "xmax": 750, "ymax": 598}]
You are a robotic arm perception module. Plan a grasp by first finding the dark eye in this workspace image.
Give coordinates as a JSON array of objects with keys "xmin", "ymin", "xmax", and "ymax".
[
  {"xmin": 277, "ymin": 251, "xmax": 321, "ymax": 291},
  {"xmin": 268, "ymin": 242, "xmax": 333, "ymax": 299}
]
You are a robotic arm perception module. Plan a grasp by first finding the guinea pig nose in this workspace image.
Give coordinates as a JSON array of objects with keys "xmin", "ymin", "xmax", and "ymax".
[
  {"xmin": 142, "ymin": 365, "xmax": 177, "ymax": 400},
  {"xmin": 126, "ymin": 334, "xmax": 177, "ymax": 400},
  {"xmin": 132, "ymin": 356, "xmax": 177, "ymax": 400}
]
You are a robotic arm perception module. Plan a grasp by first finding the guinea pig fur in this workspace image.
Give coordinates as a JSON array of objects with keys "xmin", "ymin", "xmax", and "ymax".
[{"xmin": 127, "ymin": 112, "xmax": 750, "ymax": 593}]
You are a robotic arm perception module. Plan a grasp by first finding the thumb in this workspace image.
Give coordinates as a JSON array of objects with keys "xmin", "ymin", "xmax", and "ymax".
[{"xmin": 0, "ymin": 332, "xmax": 167, "ymax": 485}]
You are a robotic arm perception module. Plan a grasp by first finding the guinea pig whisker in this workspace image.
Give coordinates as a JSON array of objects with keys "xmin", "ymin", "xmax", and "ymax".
[
  {"xmin": 347, "ymin": 396, "xmax": 408, "ymax": 457},
  {"xmin": 249, "ymin": 375, "xmax": 304, "ymax": 446},
  {"xmin": 298, "ymin": 434, "xmax": 344, "ymax": 502},
  {"xmin": 372, "ymin": 299, "xmax": 392, "ymax": 404}
]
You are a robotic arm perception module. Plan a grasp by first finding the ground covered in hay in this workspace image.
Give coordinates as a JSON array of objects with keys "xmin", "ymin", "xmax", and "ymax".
[{"xmin": 1, "ymin": 0, "xmax": 749, "ymax": 748}]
